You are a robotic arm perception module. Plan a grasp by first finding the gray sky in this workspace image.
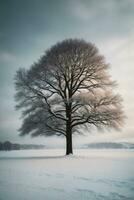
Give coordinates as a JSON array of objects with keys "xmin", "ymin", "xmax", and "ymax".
[{"xmin": 0, "ymin": 0, "xmax": 134, "ymax": 145}]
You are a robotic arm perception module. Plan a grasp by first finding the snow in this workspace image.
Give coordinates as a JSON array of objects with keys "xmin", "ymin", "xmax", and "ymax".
[{"xmin": 0, "ymin": 149, "xmax": 134, "ymax": 200}]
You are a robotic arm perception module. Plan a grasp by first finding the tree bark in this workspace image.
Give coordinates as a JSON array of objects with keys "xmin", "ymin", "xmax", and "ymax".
[
  {"xmin": 66, "ymin": 125, "xmax": 73, "ymax": 155},
  {"xmin": 66, "ymin": 103, "xmax": 73, "ymax": 155}
]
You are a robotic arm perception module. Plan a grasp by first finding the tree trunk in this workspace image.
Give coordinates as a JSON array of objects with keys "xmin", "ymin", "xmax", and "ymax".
[
  {"xmin": 66, "ymin": 126, "xmax": 73, "ymax": 155},
  {"xmin": 66, "ymin": 103, "xmax": 73, "ymax": 155}
]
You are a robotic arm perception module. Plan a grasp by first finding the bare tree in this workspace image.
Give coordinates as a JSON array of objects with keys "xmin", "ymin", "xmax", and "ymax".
[{"xmin": 15, "ymin": 39, "xmax": 124, "ymax": 155}]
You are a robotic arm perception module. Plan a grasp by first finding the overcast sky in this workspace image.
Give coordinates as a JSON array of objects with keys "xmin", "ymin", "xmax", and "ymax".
[{"xmin": 0, "ymin": 0, "xmax": 134, "ymax": 145}]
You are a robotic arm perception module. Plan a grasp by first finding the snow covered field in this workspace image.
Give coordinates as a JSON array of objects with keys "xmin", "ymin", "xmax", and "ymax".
[{"xmin": 0, "ymin": 149, "xmax": 134, "ymax": 200}]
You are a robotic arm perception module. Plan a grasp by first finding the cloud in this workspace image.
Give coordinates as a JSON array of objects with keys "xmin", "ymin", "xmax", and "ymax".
[
  {"xmin": 70, "ymin": 0, "xmax": 134, "ymax": 21},
  {"xmin": 70, "ymin": 0, "xmax": 95, "ymax": 20},
  {"xmin": 69, "ymin": 0, "xmax": 134, "ymax": 40},
  {"xmin": 0, "ymin": 52, "xmax": 18, "ymax": 63}
]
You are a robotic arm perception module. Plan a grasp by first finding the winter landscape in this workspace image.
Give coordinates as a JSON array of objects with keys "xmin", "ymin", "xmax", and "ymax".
[
  {"xmin": 1, "ymin": 1, "xmax": 134, "ymax": 200},
  {"xmin": 0, "ymin": 149, "xmax": 134, "ymax": 200}
]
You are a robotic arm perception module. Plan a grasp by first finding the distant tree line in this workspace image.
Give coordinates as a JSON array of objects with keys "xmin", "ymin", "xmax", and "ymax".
[
  {"xmin": 0, "ymin": 141, "xmax": 20, "ymax": 151},
  {"xmin": 85, "ymin": 142, "xmax": 134, "ymax": 149},
  {"xmin": 0, "ymin": 141, "xmax": 45, "ymax": 151}
]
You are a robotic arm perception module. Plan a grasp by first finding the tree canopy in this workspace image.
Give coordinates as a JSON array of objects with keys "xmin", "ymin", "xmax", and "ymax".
[{"xmin": 15, "ymin": 39, "xmax": 124, "ymax": 154}]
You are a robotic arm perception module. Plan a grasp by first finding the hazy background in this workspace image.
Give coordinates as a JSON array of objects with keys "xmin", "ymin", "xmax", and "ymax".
[{"xmin": 0, "ymin": 0, "xmax": 134, "ymax": 146}]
